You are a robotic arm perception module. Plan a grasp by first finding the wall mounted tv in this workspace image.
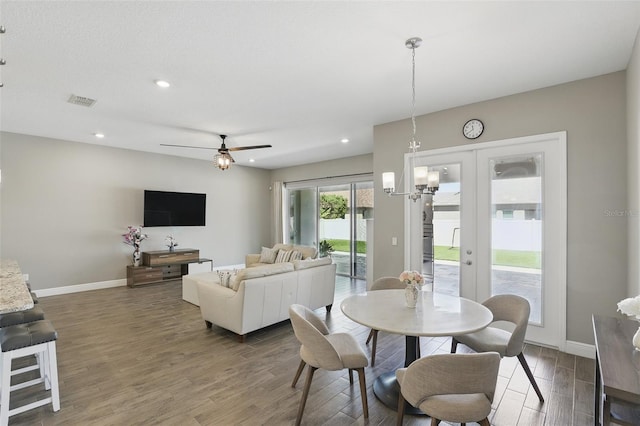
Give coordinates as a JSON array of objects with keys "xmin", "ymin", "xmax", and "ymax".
[{"xmin": 143, "ymin": 190, "xmax": 206, "ymax": 227}]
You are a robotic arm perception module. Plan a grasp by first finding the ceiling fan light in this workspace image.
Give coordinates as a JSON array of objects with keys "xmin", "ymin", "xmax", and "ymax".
[{"xmin": 214, "ymin": 153, "xmax": 232, "ymax": 170}]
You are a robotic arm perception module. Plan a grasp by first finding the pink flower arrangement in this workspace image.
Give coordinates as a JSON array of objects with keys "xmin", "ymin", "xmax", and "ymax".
[
  {"xmin": 399, "ymin": 270, "xmax": 423, "ymax": 286},
  {"xmin": 122, "ymin": 225, "xmax": 148, "ymax": 247}
]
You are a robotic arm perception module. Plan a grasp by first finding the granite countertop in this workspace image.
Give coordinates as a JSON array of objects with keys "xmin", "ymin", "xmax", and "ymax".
[{"xmin": 0, "ymin": 259, "xmax": 35, "ymax": 314}]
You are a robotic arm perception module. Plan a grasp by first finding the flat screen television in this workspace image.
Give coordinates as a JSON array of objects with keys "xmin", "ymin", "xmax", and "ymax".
[{"xmin": 143, "ymin": 190, "xmax": 206, "ymax": 227}]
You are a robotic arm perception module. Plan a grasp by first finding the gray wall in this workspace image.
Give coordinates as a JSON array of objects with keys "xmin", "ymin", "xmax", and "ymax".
[
  {"xmin": 270, "ymin": 154, "xmax": 373, "ymax": 183},
  {"xmin": 628, "ymin": 28, "xmax": 640, "ymax": 296},
  {"xmin": 0, "ymin": 132, "xmax": 271, "ymax": 290},
  {"xmin": 373, "ymin": 72, "xmax": 628, "ymax": 345}
]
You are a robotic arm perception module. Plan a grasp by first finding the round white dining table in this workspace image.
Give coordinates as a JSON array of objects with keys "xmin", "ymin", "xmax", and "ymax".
[{"xmin": 340, "ymin": 289, "xmax": 493, "ymax": 412}]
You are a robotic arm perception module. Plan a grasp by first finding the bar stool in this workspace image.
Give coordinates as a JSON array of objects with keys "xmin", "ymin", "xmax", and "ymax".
[
  {"xmin": 0, "ymin": 306, "xmax": 45, "ymax": 328},
  {"xmin": 0, "ymin": 320, "xmax": 60, "ymax": 425},
  {"xmin": 0, "ymin": 306, "xmax": 47, "ymax": 391}
]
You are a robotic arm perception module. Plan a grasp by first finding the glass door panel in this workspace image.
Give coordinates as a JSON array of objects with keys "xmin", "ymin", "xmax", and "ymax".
[
  {"xmin": 430, "ymin": 163, "xmax": 462, "ymax": 296},
  {"xmin": 354, "ymin": 182, "xmax": 373, "ymax": 278},
  {"xmin": 287, "ymin": 188, "xmax": 317, "ymax": 247},
  {"xmin": 412, "ymin": 152, "xmax": 474, "ymax": 298},
  {"xmin": 319, "ymin": 185, "xmax": 351, "ymax": 275},
  {"xmin": 489, "ymin": 154, "xmax": 543, "ymax": 324}
]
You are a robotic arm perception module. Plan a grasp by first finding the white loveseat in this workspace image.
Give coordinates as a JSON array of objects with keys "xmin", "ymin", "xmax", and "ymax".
[{"xmin": 186, "ymin": 256, "xmax": 336, "ymax": 342}]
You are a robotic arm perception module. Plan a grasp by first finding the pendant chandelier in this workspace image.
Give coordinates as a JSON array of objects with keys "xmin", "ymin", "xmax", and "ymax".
[{"xmin": 382, "ymin": 37, "xmax": 439, "ymax": 202}]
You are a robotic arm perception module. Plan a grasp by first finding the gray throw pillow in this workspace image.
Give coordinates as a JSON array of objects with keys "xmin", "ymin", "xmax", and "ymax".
[{"xmin": 259, "ymin": 246, "xmax": 278, "ymax": 264}]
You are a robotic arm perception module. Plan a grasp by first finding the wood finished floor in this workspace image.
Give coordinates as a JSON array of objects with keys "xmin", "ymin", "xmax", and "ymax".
[{"xmin": 7, "ymin": 277, "xmax": 594, "ymax": 425}]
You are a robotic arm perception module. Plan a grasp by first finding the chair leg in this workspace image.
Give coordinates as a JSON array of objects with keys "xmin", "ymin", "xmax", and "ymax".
[
  {"xmin": 365, "ymin": 329, "xmax": 374, "ymax": 344},
  {"xmin": 47, "ymin": 341, "xmax": 61, "ymax": 411},
  {"xmin": 348, "ymin": 368, "xmax": 354, "ymax": 385},
  {"xmin": 1, "ymin": 352, "xmax": 11, "ymax": 426},
  {"xmin": 416, "ymin": 337, "xmax": 421, "ymax": 358},
  {"xmin": 450, "ymin": 336, "xmax": 459, "ymax": 353},
  {"xmin": 291, "ymin": 360, "xmax": 306, "ymax": 388},
  {"xmin": 396, "ymin": 391, "xmax": 406, "ymax": 426},
  {"xmin": 430, "ymin": 418, "xmax": 441, "ymax": 426},
  {"xmin": 479, "ymin": 418, "xmax": 490, "ymax": 426},
  {"xmin": 356, "ymin": 367, "xmax": 368, "ymax": 419},
  {"xmin": 517, "ymin": 352, "xmax": 544, "ymax": 402},
  {"xmin": 295, "ymin": 366, "xmax": 317, "ymax": 426},
  {"xmin": 371, "ymin": 329, "xmax": 378, "ymax": 366}
]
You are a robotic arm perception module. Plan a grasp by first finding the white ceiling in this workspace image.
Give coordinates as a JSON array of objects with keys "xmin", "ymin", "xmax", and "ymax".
[{"xmin": 1, "ymin": 1, "xmax": 640, "ymax": 170}]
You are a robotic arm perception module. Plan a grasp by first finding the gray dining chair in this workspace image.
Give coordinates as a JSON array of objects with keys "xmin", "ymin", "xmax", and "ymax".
[
  {"xmin": 450, "ymin": 294, "xmax": 544, "ymax": 402},
  {"xmin": 289, "ymin": 304, "xmax": 369, "ymax": 425},
  {"xmin": 396, "ymin": 352, "xmax": 500, "ymax": 426},
  {"xmin": 365, "ymin": 276, "xmax": 413, "ymax": 366}
]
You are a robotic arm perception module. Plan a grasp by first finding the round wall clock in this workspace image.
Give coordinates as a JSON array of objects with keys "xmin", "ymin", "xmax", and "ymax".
[{"xmin": 463, "ymin": 119, "xmax": 484, "ymax": 139}]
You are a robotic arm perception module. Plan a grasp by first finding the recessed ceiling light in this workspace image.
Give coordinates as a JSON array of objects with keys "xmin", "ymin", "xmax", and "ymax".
[
  {"xmin": 341, "ymin": 138, "xmax": 349, "ymax": 143},
  {"xmin": 94, "ymin": 133, "xmax": 105, "ymax": 138},
  {"xmin": 155, "ymin": 80, "xmax": 171, "ymax": 88},
  {"xmin": 249, "ymin": 158, "xmax": 255, "ymax": 163}
]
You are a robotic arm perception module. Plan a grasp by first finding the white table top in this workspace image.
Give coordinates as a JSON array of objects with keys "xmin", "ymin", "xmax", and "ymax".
[
  {"xmin": 0, "ymin": 259, "xmax": 35, "ymax": 314},
  {"xmin": 340, "ymin": 289, "xmax": 493, "ymax": 337}
]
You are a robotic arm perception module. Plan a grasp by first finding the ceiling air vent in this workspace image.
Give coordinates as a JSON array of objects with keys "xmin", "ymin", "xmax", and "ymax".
[{"xmin": 67, "ymin": 94, "xmax": 97, "ymax": 107}]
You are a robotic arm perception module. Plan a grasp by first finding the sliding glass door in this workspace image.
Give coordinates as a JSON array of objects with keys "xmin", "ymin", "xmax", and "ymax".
[{"xmin": 285, "ymin": 177, "xmax": 373, "ymax": 279}]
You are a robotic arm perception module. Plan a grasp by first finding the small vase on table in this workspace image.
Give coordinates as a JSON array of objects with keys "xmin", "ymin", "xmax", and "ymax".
[
  {"xmin": 405, "ymin": 283, "xmax": 418, "ymax": 308},
  {"xmin": 133, "ymin": 244, "xmax": 141, "ymax": 267},
  {"xmin": 399, "ymin": 270, "xmax": 423, "ymax": 309}
]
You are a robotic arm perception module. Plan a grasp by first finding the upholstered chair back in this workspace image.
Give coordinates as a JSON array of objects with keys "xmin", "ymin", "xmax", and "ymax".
[
  {"xmin": 482, "ymin": 294, "xmax": 530, "ymax": 357},
  {"xmin": 289, "ymin": 304, "xmax": 342, "ymax": 370},
  {"xmin": 400, "ymin": 352, "xmax": 500, "ymax": 408}
]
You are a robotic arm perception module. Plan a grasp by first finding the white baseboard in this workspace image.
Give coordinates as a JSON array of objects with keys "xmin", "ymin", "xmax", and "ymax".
[
  {"xmin": 564, "ymin": 340, "xmax": 595, "ymax": 359},
  {"xmin": 34, "ymin": 279, "xmax": 127, "ymax": 297}
]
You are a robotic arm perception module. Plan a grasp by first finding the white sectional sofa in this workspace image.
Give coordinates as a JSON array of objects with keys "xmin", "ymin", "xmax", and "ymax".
[{"xmin": 183, "ymin": 250, "xmax": 336, "ymax": 342}]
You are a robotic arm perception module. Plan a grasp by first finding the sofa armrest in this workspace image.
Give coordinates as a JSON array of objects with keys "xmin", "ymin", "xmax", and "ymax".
[
  {"xmin": 245, "ymin": 253, "xmax": 261, "ymax": 267},
  {"xmin": 197, "ymin": 281, "xmax": 244, "ymax": 335}
]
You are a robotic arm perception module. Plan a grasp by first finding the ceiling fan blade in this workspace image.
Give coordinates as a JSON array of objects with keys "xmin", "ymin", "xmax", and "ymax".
[
  {"xmin": 160, "ymin": 143, "xmax": 218, "ymax": 150},
  {"xmin": 227, "ymin": 144, "xmax": 273, "ymax": 152}
]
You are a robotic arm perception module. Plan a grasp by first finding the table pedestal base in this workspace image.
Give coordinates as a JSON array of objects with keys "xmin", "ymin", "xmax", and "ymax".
[{"xmin": 373, "ymin": 371, "xmax": 424, "ymax": 415}]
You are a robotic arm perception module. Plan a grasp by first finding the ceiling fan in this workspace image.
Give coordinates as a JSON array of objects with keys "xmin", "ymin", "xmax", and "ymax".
[{"xmin": 161, "ymin": 134, "xmax": 272, "ymax": 170}]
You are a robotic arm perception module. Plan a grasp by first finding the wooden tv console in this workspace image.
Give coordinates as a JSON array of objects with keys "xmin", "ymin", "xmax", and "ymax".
[{"xmin": 126, "ymin": 249, "xmax": 213, "ymax": 287}]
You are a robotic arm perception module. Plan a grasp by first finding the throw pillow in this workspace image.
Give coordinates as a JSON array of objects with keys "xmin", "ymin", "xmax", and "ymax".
[
  {"xmin": 216, "ymin": 270, "xmax": 233, "ymax": 288},
  {"xmin": 289, "ymin": 250, "xmax": 302, "ymax": 261},
  {"xmin": 275, "ymin": 249, "xmax": 293, "ymax": 263},
  {"xmin": 259, "ymin": 246, "xmax": 278, "ymax": 264}
]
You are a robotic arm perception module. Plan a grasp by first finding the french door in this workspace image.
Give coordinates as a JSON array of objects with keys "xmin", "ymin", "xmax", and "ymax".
[{"xmin": 407, "ymin": 132, "xmax": 566, "ymax": 348}]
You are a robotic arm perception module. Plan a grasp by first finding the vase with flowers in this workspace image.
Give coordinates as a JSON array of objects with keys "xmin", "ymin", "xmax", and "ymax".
[
  {"xmin": 165, "ymin": 235, "xmax": 178, "ymax": 252},
  {"xmin": 617, "ymin": 296, "xmax": 640, "ymax": 350},
  {"xmin": 123, "ymin": 225, "xmax": 149, "ymax": 266},
  {"xmin": 399, "ymin": 270, "xmax": 423, "ymax": 308}
]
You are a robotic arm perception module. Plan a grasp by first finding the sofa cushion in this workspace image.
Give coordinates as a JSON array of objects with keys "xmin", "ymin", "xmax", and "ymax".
[
  {"xmin": 230, "ymin": 262, "xmax": 295, "ymax": 291},
  {"xmin": 259, "ymin": 246, "xmax": 278, "ymax": 264},
  {"xmin": 290, "ymin": 250, "xmax": 303, "ymax": 261},
  {"xmin": 293, "ymin": 256, "xmax": 332, "ymax": 270},
  {"xmin": 293, "ymin": 245, "xmax": 317, "ymax": 259}
]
